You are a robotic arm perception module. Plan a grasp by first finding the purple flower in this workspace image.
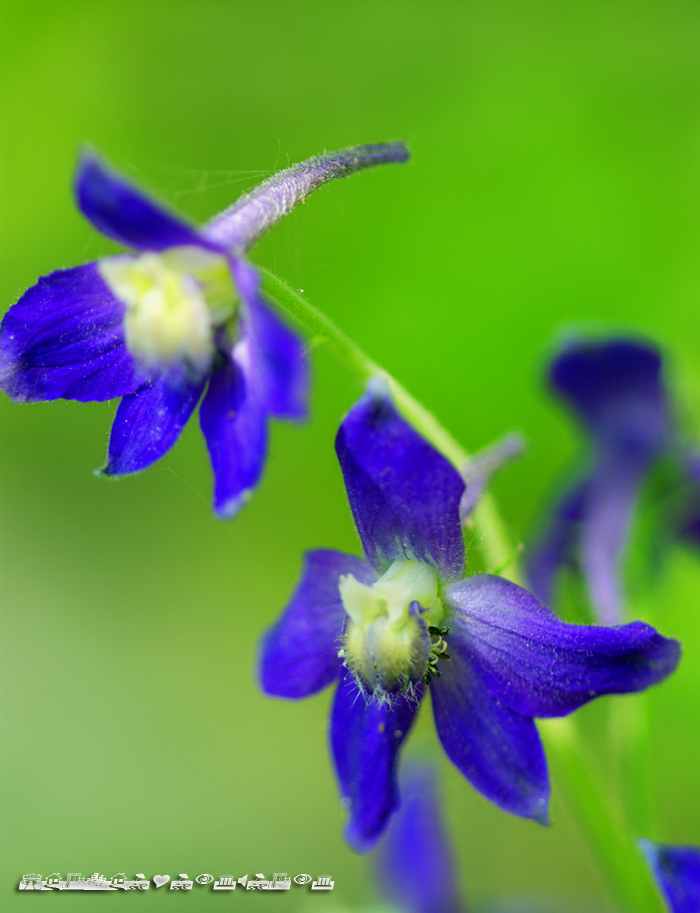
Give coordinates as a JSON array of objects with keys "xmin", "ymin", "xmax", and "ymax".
[
  {"xmin": 376, "ymin": 763, "xmax": 463, "ymax": 913},
  {"xmin": 259, "ymin": 382, "xmax": 680, "ymax": 851},
  {"xmin": 525, "ymin": 337, "xmax": 676, "ymax": 624},
  {"xmin": 640, "ymin": 840, "xmax": 700, "ymax": 913},
  {"xmin": 0, "ymin": 143, "xmax": 409, "ymax": 517}
]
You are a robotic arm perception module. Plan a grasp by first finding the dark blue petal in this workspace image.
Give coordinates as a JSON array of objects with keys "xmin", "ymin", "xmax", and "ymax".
[
  {"xmin": 445, "ymin": 575, "xmax": 681, "ymax": 719},
  {"xmin": 640, "ymin": 840, "xmax": 700, "ymax": 913},
  {"xmin": 75, "ymin": 149, "xmax": 221, "ymax": 253},
  {"xmin": 376, "ymin": 764, "xmax": 463, "ymax": 913},
  {"xmin": 525, "ymin": 477, "xmax": 589, "ymax": 610},
  {"xmin": 101, "ymin": 375, "xmax": 205, "ymax": 475},
  {"xmin": 550, "ymin": 338, "xmax": 672, "ymax": 459},
  {"xmin": 199, "ymin": 350, "xmax": 267, "ymax": 519},
  {"xmin": 260, "ymin": 550, "xmax": 377, "ymax": 699},
  {"xmin": 0, "ymin": 263, "xmax": 142, "ymax": 402},
  {"xmin": 204, "ymin": 142, "xmax": 410, "ymax": 251},
  {"xmin": 430, "ymin": 643, "xmax": 550, "ymax": 823},
  {"xmin": 460, "ymin": 432, "xmax": 524, "ymax": 521},
  {"xmin": 233, "ymin": 259, "xmax": 309, "ymax": 420},
  {"xmin": 335, "ymin": 383, "xmax": 465, "ymax": 579},
  {"xmin": 331, "ymin": 671, "xmax": 422, "ymax": 852}
]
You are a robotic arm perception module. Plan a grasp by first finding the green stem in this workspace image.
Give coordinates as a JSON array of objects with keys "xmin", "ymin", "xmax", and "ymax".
[
  {"xmin": 259, "ymin": 267, "xmax": 515, "ymax": 576},
  {"xmin": 259, "ymin": 266, "xmax": 662, "ymax": 913},
  {"xmin": 609, "ymin": 694, "xmax": 654, "ymax": 839},
  {"xmin": 540, "ymin": 718, "xmax": 664, "ymax": 913}
]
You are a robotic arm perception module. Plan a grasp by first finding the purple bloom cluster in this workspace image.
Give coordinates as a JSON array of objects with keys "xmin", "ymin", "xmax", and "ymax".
[
  {"xmin": 526, "ymin": 336, "xmax": 700, "ymax": 624},
  {"xmin": 260, "ymin": 383, "xmax": 680, "ymax": 851},
  {"xmin": 0, "ymin": 143, "xmax": 408, "ymax": 517}
]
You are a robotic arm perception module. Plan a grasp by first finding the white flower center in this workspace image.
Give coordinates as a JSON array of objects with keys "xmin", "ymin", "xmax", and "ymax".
[
  {"xmin": 99, "ymin": 246, "xmax": 237, "ymax": 373},
  {"xmin": 339, "ymin": 559, "xmax": 444, "ymax": 694}
]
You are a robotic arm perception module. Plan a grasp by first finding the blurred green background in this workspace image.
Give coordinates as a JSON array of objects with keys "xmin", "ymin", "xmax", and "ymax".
[{"xmin": 3, "ymin": 0, "xmax": 700, "ymax": 909}]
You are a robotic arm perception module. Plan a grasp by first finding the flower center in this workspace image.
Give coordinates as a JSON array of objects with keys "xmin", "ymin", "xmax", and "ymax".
[
  {"xmin": 99, "ymin": 246, "xmax": 238, "ymax": 375},
  {"xmin": 338, "ymin": 559, "xmax": 446, "ymax": 695}
]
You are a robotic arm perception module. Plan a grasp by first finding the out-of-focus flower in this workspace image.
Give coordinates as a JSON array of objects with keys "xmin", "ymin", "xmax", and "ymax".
[
  {"xmin": 376, "ymin": 764, "xmax": 600, "ymax": 913},
  {"xmin": 260, "ymin": 382, "xmax": 680, "ymax": 850},
  {"xmin": 525, "ymin": 337, "xmax": 682, "ymax": 624},
  {"xmin": 376, "ymin": 763, "xmax": 463, "ymax": 913},
  {"xmin": 0, "ymin": 143, "xmax": 408, "ymax": 517},
  {"xmin": 640, "ymin": 840, "xmax": 700, "ymax": 913}
]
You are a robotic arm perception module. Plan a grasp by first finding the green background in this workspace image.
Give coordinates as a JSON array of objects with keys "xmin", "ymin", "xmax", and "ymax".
[{"xmin": 2, "ymin": 1, "xmax": 700, "ymax": 909}]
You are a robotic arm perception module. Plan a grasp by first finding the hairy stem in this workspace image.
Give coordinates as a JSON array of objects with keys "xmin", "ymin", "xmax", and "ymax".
[
  {"xmin": 206, "ymin": 143, "xmax": 409, "ymax": 250},
  {"xmin": 259, "ymin": 266, "xmax": 515, "ymax": 577}
]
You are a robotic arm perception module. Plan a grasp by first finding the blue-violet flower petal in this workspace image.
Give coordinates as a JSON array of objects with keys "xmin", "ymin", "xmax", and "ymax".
[
  {"xmin": 102, "ymin": 375, "xmax": 206, "ymax": 476},
  {"xmin": 0, "ymin": 264, "xmax": 141, "ymax": 402},
  {"xmin": 640, "ymin": 840, "xmax": 700, "ymax": 913},
  {"xmin": 331, "ymin": 671, "xmax": 422, "ymax": 852},
  {"xmin": 75, "ymin": 149, "xmax": 221, "ymax": 253},
  {"xmin": 445, "ymin": 574, "xmax": 681, "ymax": 718},
  {"xmin": 260, "ymin": 550, "xmax": 376, "ymax": 699},
  {"xmin": 430, "ymin": 644, "xmax": 550, "ymax": 824},
  {"xmin": 335, "ymin": 382, "xmax": 465, "ymax": 580}
]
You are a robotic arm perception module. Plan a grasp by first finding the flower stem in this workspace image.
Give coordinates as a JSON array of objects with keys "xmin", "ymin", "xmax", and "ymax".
[
  {"xmin": 540, "ymin": 717, "xmax": 664, "ymax": 913},
  {"xmin": 259, "ymin": 267, "xmax": 516, "ymax": 578},
  {"xmin": 259, "ymin": 266, "xmax": 662, "ymax": 913}
]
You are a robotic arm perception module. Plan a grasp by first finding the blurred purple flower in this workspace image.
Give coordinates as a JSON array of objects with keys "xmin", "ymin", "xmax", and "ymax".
[
  {"xmin": 525, "ymin": 337, "xmax": 679, "ymax": 624},
  {"xmin": 259, "ymin": 382, "xmax": 680, "ymax": 851},
  {"xmin": 640, "ymin": 840, "xmax": 700, "ymax": 913},
  {"xmin": 376, "ymin": 763, "xmax": 463, "ymax": 913},
  {"xmin": 0, "ymin": 143, "xmax": 408, "ymax": 517},
  {"xmin": 376, "ymin": 763, "xmax": 603, "ymax": 913}
]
